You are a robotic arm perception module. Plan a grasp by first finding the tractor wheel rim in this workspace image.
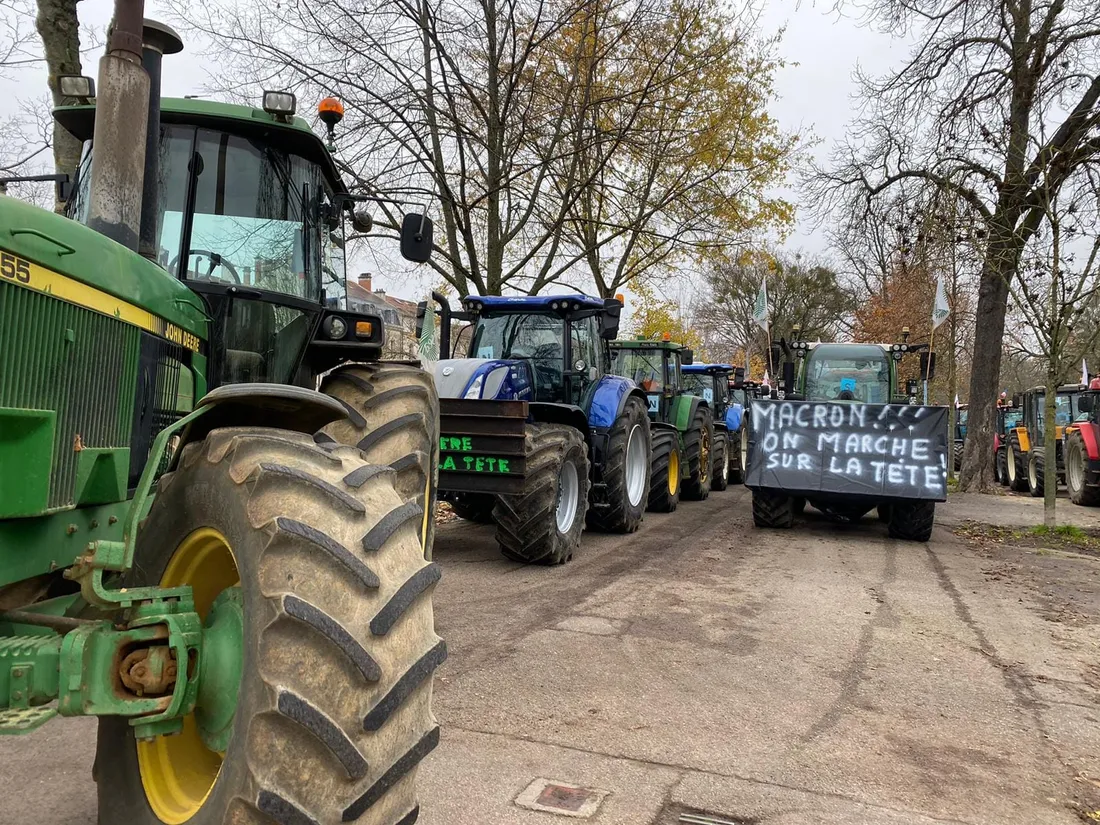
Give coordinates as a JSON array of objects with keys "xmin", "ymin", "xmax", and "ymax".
[
  {"xmin": 138, "ymin": 528, "xmax": 241, "ymax": 824},
  {"xmin": 699, "ymin": 427, "xmax": 711, "ymax": 482},
  {"xmin": 740, "ymin": 429, "xmax": 748, "ymax": 472},
  {"xmin": 624, "ymin": 425, "xmax": 646, "ymax": 507},
  {"xmin": 668, "ymin": 448, "xmax": 680, "ymax": 495},
  {"xmin": 1029, "ymin": 459, "xmax": 1038, "ymax": 488},
  {"xmin": 556, "ymin": 459, "xmax": 580, "ymax": 533},
  {"xmin": 1068, "ymin": 445, "xmax": 1083, "ymax": 491},
  {"xmin": 1007, "ymin": 446, "xmax": 1015, "ymax": 482}
]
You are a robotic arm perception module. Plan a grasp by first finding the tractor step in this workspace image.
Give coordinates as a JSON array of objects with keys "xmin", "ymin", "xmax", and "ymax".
[{"xmin": 0, "ymin": 705, "xmax": 57, "ymax": 733}]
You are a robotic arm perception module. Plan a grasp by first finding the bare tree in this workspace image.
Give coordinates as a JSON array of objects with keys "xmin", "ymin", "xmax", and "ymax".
[
  {"xmin": 34, "ymin": 0, "xmax": 82, "ymax": 207},
  {"xmin": 175, "ymin": 0, "xmax": 793, "ymax": 297},
  {"xmin": 809, "ymin": 0, "xmax": 1100, "ymax": 491},
  {"xmin": 1003, "ymin": 163, "xmax": 1100, "ymax": 525}
]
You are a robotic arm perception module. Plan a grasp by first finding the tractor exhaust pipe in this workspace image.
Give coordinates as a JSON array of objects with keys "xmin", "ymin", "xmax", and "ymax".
[
  {"xmin": 86, "ymin": 0, "xmax": 148, "ymax": 251},
  {"xmin": 138, "ymin": 21, "xmax": 184, "ymax": 261}
]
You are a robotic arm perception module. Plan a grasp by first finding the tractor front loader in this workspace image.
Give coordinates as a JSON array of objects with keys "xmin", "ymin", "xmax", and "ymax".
[
  {"xmin": 608, "ymin": 337, "xmax": 712, "ymax": 511},
  {"xmin": 420, "ymin": 293, "xmax": 652, "ymax": 565},
  {"xmin": 0, "ymin": 8, "xmax": 442, "ymax": 824}
]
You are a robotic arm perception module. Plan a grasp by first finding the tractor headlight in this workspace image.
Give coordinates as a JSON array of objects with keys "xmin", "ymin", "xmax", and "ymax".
[
  {"xmin": 323, "ymin": 315, "xmax": 348, "ymax": 339},
  {"xmin": 59, "ymin": 75, "xmax": 95, "ymax": 98},
  {"xmin": 464, "ymin": 374, "xmax": 485, "ymax": 399},
  {"xmin": 262, "ymin": 90, "xmax": 297, "ymax": 116}
]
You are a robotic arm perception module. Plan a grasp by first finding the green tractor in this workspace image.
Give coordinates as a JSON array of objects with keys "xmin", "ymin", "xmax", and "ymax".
[
  {"xmin": 0, "ymin": 12, "xmax": 442, "ymax": 825},
  {"xmin": 609, "ymin": 337, "xmax": 713, "ymax": 512}
]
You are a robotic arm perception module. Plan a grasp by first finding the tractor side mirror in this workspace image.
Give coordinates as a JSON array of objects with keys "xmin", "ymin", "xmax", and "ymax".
[
  {"xmin": 600, "ymin": 299, "xmax": 622, "ymax": 340},
  {"xmin": 56, "ymin": 175, "xmax": 73, "ymax": 204},
  {"xmin": 1012, "ymin": 393, "xmax": 1021, "ymax": 408},
  {"xmin": 400, "ymin": 213, "xmax": 433, "ymax": 263},
  {"xmin": 681, "ymin": 348, "xmax": 694, "ymax": 365},
  {"xmin": 770, "ymin": 343, "xmax": 783, "ymax": 371},
  {"xmin": 920, "ymin": 351, "xmax": 936, "ymax": 380},
  {"xmin": 415, "ymin": 301, "xmax": 427, "ymax": 340},
  {"xmin": 733, "ymin": 366, "xmax": 745, "ymax": 386}
]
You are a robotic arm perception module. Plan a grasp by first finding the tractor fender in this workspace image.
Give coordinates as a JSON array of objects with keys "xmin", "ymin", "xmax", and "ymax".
[
  {"xmin": 1074, "ymin": 423, "xmax": 1100, "ymax": 460},
  {"xmin": 672, "ymin": 394, "xmax": 706, "ymax": 432},
  {"xmin": 175, "ymin": 384, "xmax": 347, "ymax": 464},
  {"xmin": 588, "ymin": 375, "xmax": 645, "ymax": 429},
  {"xmin": 1013, "ymin": 427, "xmax": 1031, "ymax": 453},
  {"xmin": 528, "ymin": 402, "xmax": 590, "ymax": 441},
  {"xmin": 726, "ymin": 403, "xmax": 744, "ymax": 432}
]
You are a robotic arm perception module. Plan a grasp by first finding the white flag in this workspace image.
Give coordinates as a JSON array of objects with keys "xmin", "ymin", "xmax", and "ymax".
[
  {"xmin": 1082, "ymin": 358, "xmax": 1089, "ymax": 386},
  {"xmin": 954, "ymin": 393, "xmax": 960, "ymax": 407},
  {"xmin": 418, "ymin": 299, "xmax": 438, "ymax": 363},
  {"xmin": 762, "ymin": 370, "xmax": 770, "ymax": 386},
  {"xmin": 932, "ymin": 275, "xmax": 951, "ymax": 329},
  {"xmin": 752, "ymin": 278, "xmax": 769, "ymax": 332}
]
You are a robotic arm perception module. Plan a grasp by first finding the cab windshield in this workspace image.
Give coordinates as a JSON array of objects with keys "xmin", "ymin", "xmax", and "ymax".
[
  {"xmin": 155, "ymin": 125, "xmax": 327, "ymax": 301},
  {"xmin": 681, "ymin": 373, "xmax": 711, "ymax": 400},
  {"xmin": 470, "ymin": 313, "xmax": 564, "ymax": 401},
  {"xmin": 804, "ymin": 345, "xmax": 891, "ymax": 403},
  {"xmin": 611, "ymin": 348, "xmax": 666, "ymax": 393}
]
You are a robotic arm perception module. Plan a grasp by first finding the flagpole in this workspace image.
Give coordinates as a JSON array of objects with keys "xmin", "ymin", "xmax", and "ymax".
[{"xmin": 925, "ymin": 324, "xmax": 934, "ymax": 405}]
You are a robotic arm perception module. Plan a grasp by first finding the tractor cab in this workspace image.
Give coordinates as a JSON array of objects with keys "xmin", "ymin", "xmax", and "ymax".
[
  {"xmin": 608, "ymin": 336, "xmax": 694, "ymax": 421},
  {"xmin": 682, "ymin": 364, "xmax": 742, "ymax": 432},
  {"xmin": 779, "ymin": 339, "xmax": 928, "ymax": 403},
  {"xmin": 56, "ymin": 88, "xmax": 432, "ymax": 391},
  {"xmin": 430, "ymin": 293, "xmax": 623, "ymax": 405}
]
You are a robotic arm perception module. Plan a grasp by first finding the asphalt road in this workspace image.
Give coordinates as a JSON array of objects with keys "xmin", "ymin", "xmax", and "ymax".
[{"xmin": 2, "ymin": 488, "xmax": 1098, "ymax": 824}]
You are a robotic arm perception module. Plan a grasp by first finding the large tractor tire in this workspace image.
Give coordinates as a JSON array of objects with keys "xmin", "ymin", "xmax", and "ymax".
[
  {"xmin": 993, "ymin": 449, "xmax": 1006, "ymax": 485},
  {"xmin": 730, "ymin": 426, "xmax": 747, "ymax": 484},
  {"xmin": 448, "ymin": 493, "xmax": 497, "ymax": 523},
  {"xmin": 1028, "ymin": 450, "xmax": 1045, "ymax": 498},
  {"xmin": 317, "ymin": 363, "xmax": 439, "ymax": 558},
  {"xmin": 495, "ymin": 424, "xmax": 589, "ymax": 564},
  {"xmin": 647, "ymin": 429, "xmax": 682, "ymax": 513},
  {"xmin": 1066, "ymin": 430, "xmax": 1100, "ymax": 506},
  {"xmin": 96, "ymin": 427, "xmax": 442, "ymax": 825},
  {"xmin": 711, "ymin": 430, "xmax": 730, "ymax": 491},
  {"xmin": 752, "ymin": 489, "xmax": 794, "ymax": 528},
  {"xmin": 587, "ymin": 396, "xmax": 651, "ymax": 533},
  {"xmin": 953, "ymin": 442, "xmax": 964, "ymax": 472},
  {"xmin": 887, "ymin": 500, "xmax": 936, "ymax": 541},
  {"xmin": 682, "ymin": 405, "xmax": 714, "ymax": 501},
  {"xmin": 1006, "ymin": 441, "xmax": 1028, "ymax": 492}
]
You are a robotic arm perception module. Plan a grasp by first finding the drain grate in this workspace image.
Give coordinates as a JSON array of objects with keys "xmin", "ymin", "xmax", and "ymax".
[
  {"xmin": 679, "ymin": 813, "xmax": 753, "ymax": 825},
  {"xmin": 515, "ymin": 778, "xmax": 608, "ymax": 818}
]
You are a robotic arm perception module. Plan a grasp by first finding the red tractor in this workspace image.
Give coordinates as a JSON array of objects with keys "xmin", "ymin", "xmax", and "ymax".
[{"xmin": 1063, "ymin": 390, "xmax": 1100, "ymax": 506}]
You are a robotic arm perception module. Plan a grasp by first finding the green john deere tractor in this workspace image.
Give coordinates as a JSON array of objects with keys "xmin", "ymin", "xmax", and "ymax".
[
  {"xmin": 0, "ymin": 12, "xmax": 442, "ymax": 825},
  {"xmin": 609, "ymin": 337, "xmax": 713, "ymax": 512}
]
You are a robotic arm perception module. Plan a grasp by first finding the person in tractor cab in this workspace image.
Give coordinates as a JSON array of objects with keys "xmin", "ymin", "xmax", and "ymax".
[{"xmin": 1090, "ymin": 376, "xmax": 1100, "ymax": 390}]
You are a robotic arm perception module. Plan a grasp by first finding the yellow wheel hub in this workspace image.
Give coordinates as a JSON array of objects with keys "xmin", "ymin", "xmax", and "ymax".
[
  {"xmin": 137, "ymin": 528, "xmax": 239, "ymax": 824},
  {"xmin": 668, "ymin": 449, "xmax": 680, "ymax": 495}
]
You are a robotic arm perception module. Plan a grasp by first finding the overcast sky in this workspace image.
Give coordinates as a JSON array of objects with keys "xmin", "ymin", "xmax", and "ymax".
[{"xmin": 1, "ymin": 0, "xmax": 907, "ymax": 301}]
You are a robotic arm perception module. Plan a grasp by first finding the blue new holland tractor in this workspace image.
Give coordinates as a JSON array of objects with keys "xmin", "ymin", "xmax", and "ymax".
[
  {"xmin": 681, "ymin": 363, "xmax": 746, "ymax": 488},
  {"xmin": 420, "ymin": 293, "xmax": 653, "ymax": 564}
]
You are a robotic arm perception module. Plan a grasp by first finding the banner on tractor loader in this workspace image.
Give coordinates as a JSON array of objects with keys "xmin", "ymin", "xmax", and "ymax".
[{"xmin": 745, "ymin": 400, "xmax": 949, "ymax": 501}]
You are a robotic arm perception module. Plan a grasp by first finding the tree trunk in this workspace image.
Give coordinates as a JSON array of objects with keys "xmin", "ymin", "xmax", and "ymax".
[
  {"xmin": 35, "ymin": 0, "xmax": 83, "ymax": 211},
  {"xmin": 958, "ymin": 219, "xmax": 1020, "ymax": 492},
  {"xmin": 1043, "ymin": 376, "xmax": 1057, "ymax": 528}
]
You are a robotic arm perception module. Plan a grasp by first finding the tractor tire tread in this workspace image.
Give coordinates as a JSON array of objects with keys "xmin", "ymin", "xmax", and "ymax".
[
  {"xmin": 752, "ymin": 489, "xmax": 794, "ymax": 528},
  {"xmin": 494, "ymin": 424, "xmax": 589, "ymax": 564},
  {"xmin": 682, "ymin": 406, "xmax": 714, "ymax": 501},
  {"xmin": 887, "ymin": 499, "xmax": 936, "ymax": 542},
  {"xmin": 96, "ymin": 425, "xmax": 442, "ymax": 825},
  {"xmin": 647, "ymin": 429, "xmax": 680, "ymax": 513}
]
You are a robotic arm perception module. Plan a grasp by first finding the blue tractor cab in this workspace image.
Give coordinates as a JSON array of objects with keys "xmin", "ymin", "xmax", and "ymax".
[
  {"xmin": 682, "ymin": 363, "xmax": 747, "ymax": 484},
  {"xmin": 420, "ymin": 293, "xmax": 653, "ymax": 565}
]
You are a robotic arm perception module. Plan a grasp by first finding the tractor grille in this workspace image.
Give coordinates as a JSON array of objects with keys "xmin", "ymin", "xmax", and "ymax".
[{"xmin": 0, "ymin": 281, "xmax": 140, "ymax": 509}]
